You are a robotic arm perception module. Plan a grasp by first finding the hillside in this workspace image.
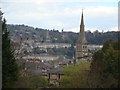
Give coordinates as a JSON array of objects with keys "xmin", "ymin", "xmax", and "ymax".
[{"xmin": 7, "ymin": 24, "xmax": 119, "ymax": 45}]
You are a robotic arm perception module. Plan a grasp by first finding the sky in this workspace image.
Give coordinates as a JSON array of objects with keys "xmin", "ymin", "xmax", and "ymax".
[{"xmin": 0, "ymin": 0, "xmax": 118, "ymax": 32}]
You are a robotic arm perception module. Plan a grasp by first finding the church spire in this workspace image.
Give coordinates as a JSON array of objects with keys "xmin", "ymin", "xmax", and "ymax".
[
  {"xmin": 77, "ymin": 10, "xmax": 87, "ymax": 44},
  {"xmin": 80, "ymin": 9, "xmax": 84, "ymax": 26},
  {"xmin": 76, "ymin": 10, "xmax": 88, "ymax": 60}
]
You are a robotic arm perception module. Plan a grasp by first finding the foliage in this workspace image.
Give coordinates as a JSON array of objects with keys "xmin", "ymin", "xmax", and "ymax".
[
  {"xmin": 7, "ymin": 24, "xmax": 119, "ymax": 45},
  {"xmin": 47, "ymin": 46, "xmax": 75, "ymax": 59},
  {"xmin": 67, "ymin": 45, "xmax": 75, "ymax": 58},
  {"xmin": 59, "ymin": 40, "xmax": 119, "ymax": 88},
  {"xmin": 2, "ymin": 19, "xmax": 18, "ymax": 88},
  {"xmin": 89, "ymin": 39, "xmax": 119, "ymax": 88},
  {"xmin": 29, "ymin": 75, "xmax": 49, "ymax": 88},
  {"xmin": 59, "ymin": 61, "xmax": 91, "ymax": 88},
  {"xmin": 47, "ymin": 48, "xmax": 68, "ymax": 56},
  {"xmin": 15, "ymin": 73, "xmax": 49, "ymax": 88}
]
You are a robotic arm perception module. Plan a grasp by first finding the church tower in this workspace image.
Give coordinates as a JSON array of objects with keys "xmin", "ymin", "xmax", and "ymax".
[{"xmin": 76, "ymin": 10, "xmax": 88, "ymax": 60}]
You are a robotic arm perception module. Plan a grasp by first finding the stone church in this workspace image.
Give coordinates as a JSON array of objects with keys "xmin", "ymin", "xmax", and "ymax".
[{"xmin": 76, "ymin": 11, "xmax": 88, "ymax": 60}]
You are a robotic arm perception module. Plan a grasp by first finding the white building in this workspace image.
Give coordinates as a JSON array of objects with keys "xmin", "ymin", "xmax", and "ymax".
[{"xmin": 35, "ymin": 43, "xmax": 71, "ymax": 49}]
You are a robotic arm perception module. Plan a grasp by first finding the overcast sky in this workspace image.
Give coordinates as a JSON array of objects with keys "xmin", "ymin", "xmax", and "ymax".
[{"xmin": 0, "ymin": 0, "xmax": 118, "ymax": 32}]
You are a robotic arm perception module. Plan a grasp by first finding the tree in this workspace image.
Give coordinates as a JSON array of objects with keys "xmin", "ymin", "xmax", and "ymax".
[
  {"xmin": 67, "ymin": 45, "xmax": 75, "ymax": 59},
  {"xmin": 89, "ymin": 40, "xmax": 119, "ymax": 88},
  {"xmin": 2, "ymin": 18, "xmax": 18, "ymax": 88},
  {"xmin": 15, "ymin": 74, "xmax": 49, "ymax": 88},
  {"xmin": 59, "ymin": 61, "xmax": 91, "ymax": 88}
]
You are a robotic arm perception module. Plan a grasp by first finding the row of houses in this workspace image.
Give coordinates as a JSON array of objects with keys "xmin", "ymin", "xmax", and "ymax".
[
  {"xmin": 22, "ymin": 54, "xmax": 60, "ymax": 62},
  {"xmin": 35, "ymin": 42, "xmax": 71, "ymax": 49}
]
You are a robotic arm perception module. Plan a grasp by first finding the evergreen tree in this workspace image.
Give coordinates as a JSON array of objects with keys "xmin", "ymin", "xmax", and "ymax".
[
  {"xmin": 89, "ymin": 40, "xmax": 119, "ymax": 88},
  {"xmin": 2, "ymin": 18, "xmax": 18, "ymax": 88}
]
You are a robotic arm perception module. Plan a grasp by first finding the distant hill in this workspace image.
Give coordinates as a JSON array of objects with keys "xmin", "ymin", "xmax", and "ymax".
[{"xmin": 7, "ymin": 24, "xmax": 119, "ymax": 45}]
